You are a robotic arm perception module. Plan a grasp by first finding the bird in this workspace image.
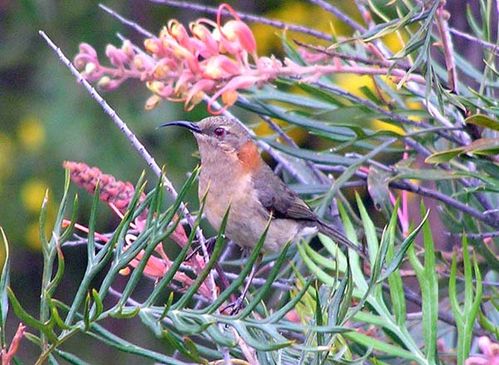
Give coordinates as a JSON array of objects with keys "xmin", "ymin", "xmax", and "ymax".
[{"xmin": 160, "ymin": 116, "xmax": 362, "ymax": 257}]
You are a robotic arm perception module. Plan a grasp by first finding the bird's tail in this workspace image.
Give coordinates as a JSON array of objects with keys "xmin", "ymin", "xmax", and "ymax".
[{"xmin": 317, "ymin": 220, "xmax": 366, "ymax": 259}]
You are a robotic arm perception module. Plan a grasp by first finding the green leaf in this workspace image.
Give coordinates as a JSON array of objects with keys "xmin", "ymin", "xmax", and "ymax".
[
  {"xmin": 424, "ymin": 147, "xmax": 464, "ymax": 163},
  {"xmin": 466, "ymin": 137, "xmax": 499, "ymax": 155},
  {"xmin": 179, "ymin": 335, "xmax": 207, "ymax": 364},
  {"xmin": 450, "ymin": 236, "xmax": 483, "ymax": 365},
  {"xmin": 111, "ymin": 307, "xmax": 140, "ymax": 319},
  {"xmin": 55, "ymin": 349, "xmax": 91, "ymax": 365},
  {"xmin": 367, "ymin": 166, "xmax": 392, "ymax": 214},
  {"xmin": 465, "ymin": 114, "xmax": 499, "ymax": 131},
  {"xmin": 407, "ymin": 203, "xmax": 438, "ymax": 365},
  {"xmin": 425, "ymin": 138, "xmax": 499, "ymax": 163},
  {"xmin": 7, "ymin": 288, "xmax": 57, "ymax": 342},
  {"xmin": 330, "ymin": 266, "xmax": 353, "ymax": 326},
  {"xmin": 172, "ymin": 201, "xmax": 228, "ymax": 310},
  {"xmin": 355, "ymin": 193, "xmax": 379, "ymax": 267},
  {"xmin": 378, "ymin": 209, "xmax": 429, "ymax": 282},
  {"xmin": 344, "ymin": 331, "xmax": 419, "ymax": 361},
  {"xmin": 90, "ymin": 289, "xmax": 103, "ymax": 321},
  {"xmin": 87, "ymin": 322, "xmax": 188, "ymax": 365},
  {"xmin": 298, "ymin": 242, "xmax": 336, "ymax": 286}
]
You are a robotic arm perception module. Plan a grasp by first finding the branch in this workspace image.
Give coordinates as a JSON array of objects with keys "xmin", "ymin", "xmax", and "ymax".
[
  {"xmin": 308, "ymin": 0, "xmax": 365, "ymax": 32},
  {"xmin": 317, "ymin": 163, "xmax": 499, "ymax": 229},
  {"xmin": 445, "ymin": 230, "xmax": 499, "ymax": 240},
  {"xmin": 449, "ymin": 27, "xmax": 499, "ymax": 55},
  {"xmin": 99, "ymin": 4, "xmax": 154, "ymax": 38},
  {"xmin": 436, "ymin": 5, "xmax": 458, "ymax": 93}
]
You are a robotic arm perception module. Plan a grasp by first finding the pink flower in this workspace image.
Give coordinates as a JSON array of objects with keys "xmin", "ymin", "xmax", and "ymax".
[
  {"xmin": 73, "ymin": 3, "xmax": 262, "ymax": 112},
  {"xmin": 62, "ymin": 161, "xmax": 215, "ymax": 299},
  {"xmin": 73, "ymin": 2, "xmax": 415, "ymax": 114},
  {"xmin": 465, "ymin": 337, "xmax": 499, "ymax": 365}
]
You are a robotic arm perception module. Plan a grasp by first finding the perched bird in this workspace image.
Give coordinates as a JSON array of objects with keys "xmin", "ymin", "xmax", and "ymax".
[{"xmin": 160, "ymin": 116, "xmax": 361, "ymax": 256}]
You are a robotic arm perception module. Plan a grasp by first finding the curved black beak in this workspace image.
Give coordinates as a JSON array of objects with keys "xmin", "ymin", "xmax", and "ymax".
[{"xmin": 158, "ymin": 121, "xmax": 201, "ymax": 134}]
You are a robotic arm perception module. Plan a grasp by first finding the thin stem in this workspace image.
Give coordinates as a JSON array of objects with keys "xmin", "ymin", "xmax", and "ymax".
[
  {"xmin": 436, "ymin": 5, "xmax": 458, "ymax": 93},
  {"xmin": 294, "ymin": 40, "xmax": 403, "ymax": 68},
  {"xmin": 316, "ymin": 163, "xmax": 498, "ymax": 229},
  {"xmin": 449, "ymin": 27, "xmax": 499, "ymax": 55},
  {"xmin": 313, "ymin": 81, "xmax": 464, "ymax": 146},
  {"xmin": 99, "ymin": 4, "xmax": 154, "ymax": 38},
  {"xmin": 150, "ymin": 0, "xmax": 333, "ymax": 41},
  {"xmin": 445, "ymin": 230, "xmax": 499, "ymax": 240},
  {"xmin": 308, "ymin": 0, "xmax": 365, "ymax": 32}
]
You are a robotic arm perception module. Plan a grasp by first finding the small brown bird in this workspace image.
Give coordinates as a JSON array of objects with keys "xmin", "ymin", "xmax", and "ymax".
[{"xmin": 161, "ymin": 116, "xmax": 360, "ymax": 255}]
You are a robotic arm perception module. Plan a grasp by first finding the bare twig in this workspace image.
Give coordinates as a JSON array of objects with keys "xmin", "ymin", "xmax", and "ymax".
[
  {"xmin": 101, "ymin": 5, "xmax": 152, "ymax": 39},
  {"xmin": 445, "ymin": 230, "xmax": 499, "ymax": 240},
  {"xmin": 316, "ymin": 162, "xmax": 499, "ymax": 229},
  {"xmin": 38, "ymin": 30, "xmax": 219, "ymax": 300},
  {"xmin": 308, "ymin": 0, "xmax": 365, "ymax": 32},
  {"xmin": 449, "ymin": 27, "xmax": 499, "ymax": 55},
  {"xmin": 150, "ymin": 0, "xmax": 333, "ymax": 41},
  {"xmin": 283, "ymin": 63, "xmax": 426, "ymax": 84},
  {"xmin": 99, "ymin": 4, "xmax": 154, "ymax": 37},
  {"xmin": 294, "ymin": 40, "xmax": 396, "ymax": 68},
  {"xmin": 436, "ymin": 5, "xmax": 458, "ymax": 93}
]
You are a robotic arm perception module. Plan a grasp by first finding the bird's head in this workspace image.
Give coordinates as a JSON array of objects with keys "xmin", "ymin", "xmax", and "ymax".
[{"xmin": 160, "ymin": 116, "xmax": 253, "ymax": 154}]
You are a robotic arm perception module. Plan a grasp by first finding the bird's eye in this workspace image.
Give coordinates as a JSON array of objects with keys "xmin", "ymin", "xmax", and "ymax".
[{"xmin": 213, "ymin": 127, "xmax": 226, "ymax": 138}]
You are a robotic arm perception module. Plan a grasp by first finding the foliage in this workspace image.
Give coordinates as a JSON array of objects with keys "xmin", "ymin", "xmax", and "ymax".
[{"xmin": 1, "ymin": 0, "xmax": 498, "ymax": 364}]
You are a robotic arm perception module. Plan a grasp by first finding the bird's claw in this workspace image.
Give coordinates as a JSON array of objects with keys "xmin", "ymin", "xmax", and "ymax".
[
  {"xmin": 186, "ymin": 236, "xmax": 217, "ymax": 261},
  {"xmin": 221, "ymin": 297, "xmax": 244, "ymax": 315}
]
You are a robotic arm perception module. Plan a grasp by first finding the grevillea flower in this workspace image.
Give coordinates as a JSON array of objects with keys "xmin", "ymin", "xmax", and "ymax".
[
  {"xmin": 74, "ymin": 3, "xmax": 259, "ymax": 114},
  {"xmin": 74, "ymin": 3, "xmax": 421, "ymax": 115},
  {"xmin": 1, "ymin": 323, "xmax": 26, "ymax": 365},
  {"xmin": 63, "ymin": 161, "xmax": 213, "ymax": 298},
  {"xmin": 64, "ymin": 161, "xmax": 145, "ymax": 214},
  {"xmin": 465, "ymin": 337, "xmax": 499, "ymax": 365}
]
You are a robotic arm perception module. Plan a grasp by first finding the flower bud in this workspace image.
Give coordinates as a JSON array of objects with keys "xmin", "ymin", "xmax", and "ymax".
[
  {"xmin": 221, "ymin": 89, "xmax": 238, "ymax": 107},
  {"xmin": 145, "ymin": 94, "xmax": 161, "ymax": 110}
]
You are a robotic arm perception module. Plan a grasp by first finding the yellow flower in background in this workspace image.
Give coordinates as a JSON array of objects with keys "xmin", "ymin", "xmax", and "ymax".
[
  {"xmin": 20, "ymin": 180, "xmax": 55, "ymax": 250},
  {"xmin": 17, "ymin": 115, "xmax": 45, "ymax": 152},
  {"xmin": 251, "ymin": 1, "xmax": 361, "ymax": 55},
  {"xmin": 21, "ymin": 179, "xmax": 49, "ymax": 213},
  {"xmin": 26, "ymin": 222, "xmax": 42, "ymax": 250},
  {"xmin": 0, "ymin": 132, "xmax": 14, "ymax": 181},
  {"xmin": 382, "ymin": 31, "xmax": 406, "ymax": 53}
]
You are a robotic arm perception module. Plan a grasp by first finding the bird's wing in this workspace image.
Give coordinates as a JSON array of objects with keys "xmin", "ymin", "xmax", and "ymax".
[{"xmin": 252, "ymin": 164, "xmax": 318, "ymax": 221}]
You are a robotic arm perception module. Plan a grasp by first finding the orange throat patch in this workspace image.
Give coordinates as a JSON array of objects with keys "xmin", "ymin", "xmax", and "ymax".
[{"xmin": 237, "ymin": 141, "xmax": 262, "ymax": 172}]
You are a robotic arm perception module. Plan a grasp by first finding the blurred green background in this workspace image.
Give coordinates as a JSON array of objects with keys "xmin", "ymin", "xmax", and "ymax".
[{"xmin": 0, "ymin": 0, "xmax": 480, "ymax": 362}]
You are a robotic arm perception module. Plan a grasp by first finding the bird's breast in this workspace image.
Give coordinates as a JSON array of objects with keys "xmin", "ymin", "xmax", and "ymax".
[{"xmin": 199, "ymin": 161, "xmax": 307, "ymax": 251}]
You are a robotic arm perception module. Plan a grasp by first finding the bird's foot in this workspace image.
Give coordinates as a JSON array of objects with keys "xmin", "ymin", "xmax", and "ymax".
[
  {"xmin": 221, "ymin": 296, "xmax": 245, "ymax": 316},
  {"xmin": 186, "ymin": 236, "xmax": 217, "ymax": 261}
]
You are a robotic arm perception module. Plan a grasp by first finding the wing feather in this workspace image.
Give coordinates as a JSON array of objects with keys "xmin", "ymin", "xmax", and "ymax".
[{"xmin": 252, "ymin": 164, "xmax": 317, "ymax": 222}]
